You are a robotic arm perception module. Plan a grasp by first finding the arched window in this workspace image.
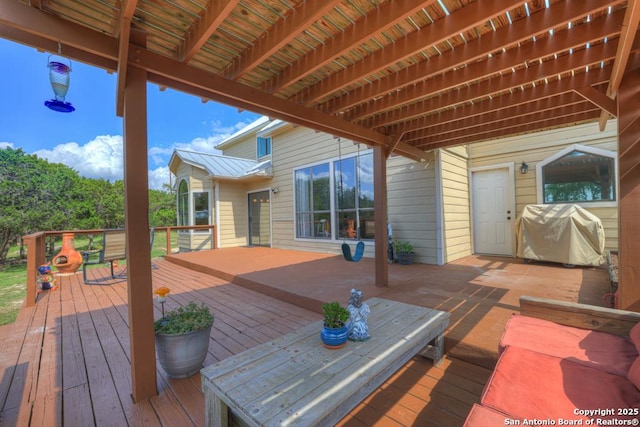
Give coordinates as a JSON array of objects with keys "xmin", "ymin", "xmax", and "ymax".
[
  {"xmin": 178, "ymin": 180, "xmax": 189, "ymax": 226},
  {"xmin": 536, "ymin": 144, "xmax": 616, "ymax": 206}
]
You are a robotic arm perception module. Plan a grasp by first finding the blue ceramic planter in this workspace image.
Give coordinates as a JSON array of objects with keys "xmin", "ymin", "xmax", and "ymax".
[{"xmin": 320, "ymin": 325, "xmax": 349, "ymax": 349}]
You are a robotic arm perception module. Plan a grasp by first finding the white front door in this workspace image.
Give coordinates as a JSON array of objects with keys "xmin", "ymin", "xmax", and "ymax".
[{"xmin": 471, "ymin": 168, "xmax": 514, "ymax": 256}]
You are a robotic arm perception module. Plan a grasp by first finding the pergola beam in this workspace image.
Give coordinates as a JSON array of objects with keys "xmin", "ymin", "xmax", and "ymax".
[
  {"xmin": 322, "ymin": 0, "xmax": 621, "ymax": 116},
  {"xmin": 574, "ymin": 86, "xmax": 617, "ymax": 117},
  {"xmin": 352, "ymin": 9, "xmax": 625, "ymax": 124},
  {"xmin": 391, "ymin": 65, "xmax": 612, "ymax": 137},
  {"xmin": 177, "ymin": 0, "xmax": 239, "ymax": 63},
  {"xmin": 364, "ymin": 36, "xmax": 622, "ymax": 129},
  {"xmin": 405, "ymin": 92, "xmax": 586, "ymax": 143},
  {"xmin": 419, "ymin": 110, "xmax": 601, "ymax": 150},
  {"xmin": 115, "ymin": 0, "xmax": 139, "ymax": 117},
  {"xmin": 263, "ymin": 0, "xmax": 438, "ymax": 94},
  {"xmin": 416, "ymin": 102, "xmax": 599, "ymax": 147},
  {"xmin": 298, "ymin": 0, "xmax": 522, "ymax": 107},
  {"xmin": 225, "ymin": 0, "xmax": 341, "ymax": 80},
  {"xmin": 128, "ymin": 46, "xmax": 388, "ymax": 145},
  {"xmin": 0, "ymin": 0, "xmax": 118, "ymax": 61},
  {"xmin": 599, "ymin": 0, "xmax": 640, "ymax": 129}
]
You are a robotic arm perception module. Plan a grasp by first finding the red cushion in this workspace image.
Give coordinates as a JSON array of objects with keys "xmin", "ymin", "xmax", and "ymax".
[
  {"xmin": 629, "ymin": 357, "xmax": 640, "ymax": 390},
  {"xmin": 630, "ymin": 322, "xmax": 640, "ymax": 353},
  {"xmin": 482, "ymin": 346, "xmax": 640, "ymax": 422},
  {"xmin": 463, "ymin": 404, "xmax": 515, "ymax": 427},
  {"xmin": 499, "ymin": 314, "xmax": 637, "ymax": 377}
]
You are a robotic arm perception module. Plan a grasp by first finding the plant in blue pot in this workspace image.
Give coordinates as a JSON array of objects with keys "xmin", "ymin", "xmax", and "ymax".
[{"xmin": 320, "ymin": 301, "xmax": 350, "ymax": 349}]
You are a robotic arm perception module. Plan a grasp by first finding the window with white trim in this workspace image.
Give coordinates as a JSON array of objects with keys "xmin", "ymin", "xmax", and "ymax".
[
  {"xmin": 193, "ymin": 191, "xmax": 210, "ymax": 228},
  {"xmin": 295, "ymin": 163, "xmax": 331, "ymax": 239},
  {"xmin": 177, "ymin": 180, "xmax": 189, "ymax": 226},
  {"xmin": 537, "ymin": 144, "xmax": 616, "ymax": 204},
  {"xmin": 257, "ymin": 136, "xmax": 271, "ymax": 158},
  {"xmin": 293, "ymin": 151, "xmax": 375, "ymax": 240}
]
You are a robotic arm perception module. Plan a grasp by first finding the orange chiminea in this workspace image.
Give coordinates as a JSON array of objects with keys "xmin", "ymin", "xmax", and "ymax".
[{"xmin": 52, "ymin": 233, "xmax": 83, "ymax": 274}]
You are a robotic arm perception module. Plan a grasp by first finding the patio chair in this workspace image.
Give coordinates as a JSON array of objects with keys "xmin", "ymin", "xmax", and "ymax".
[{"xmin": 81, "ymin": 229, "xmax": 127, "ymax": 285}]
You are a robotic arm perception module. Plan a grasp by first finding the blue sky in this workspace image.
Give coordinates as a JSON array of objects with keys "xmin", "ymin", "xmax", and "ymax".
[{"xmin": 0, "ymin": 38, "xmax": 261, "ymax": 189}]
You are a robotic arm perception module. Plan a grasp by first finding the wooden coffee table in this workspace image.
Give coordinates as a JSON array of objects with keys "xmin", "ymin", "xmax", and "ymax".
[{"xmin": 201, "ymin": 297, "xmax": 450, "ymax": 427}]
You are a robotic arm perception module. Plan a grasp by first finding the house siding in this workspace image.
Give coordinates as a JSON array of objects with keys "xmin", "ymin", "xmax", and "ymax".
[
  {"xmin": 221, "ymin": 135, "xmax": 257, "ymax": 160},
  {"xmin": 217, "ymin": 181, "xmax": 249, "ymax": 248},
  {"xmin": 387, "ymin": 154, "xmax": 438, "ymax": 265},
  {"xmin": 439, "ymin": 147, "xmax": 472, "ymax": 263},
  {"xmin": 468, "ymin": 120, "xmax": 619, "ymax": 251}
]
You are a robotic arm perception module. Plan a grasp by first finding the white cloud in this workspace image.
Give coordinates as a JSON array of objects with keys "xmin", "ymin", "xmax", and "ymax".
[
  {"xmin": 0, "ymin": 142, "xmax": 15, "ymax": 149},
  {"xmin": 29, "ymin": 118, "xmax": 258, "ymax": 191},
  {"xmin": 149, "ymin": 166, "xmax": 171, "ymax": 191},
  {"xmin": 34, "ymin": 135, "xmax": 124, "ymax": 182}
]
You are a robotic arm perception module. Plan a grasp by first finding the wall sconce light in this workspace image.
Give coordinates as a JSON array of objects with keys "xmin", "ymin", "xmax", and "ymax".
[
  {"xmin": 271, "ymin": 187, "xmax": 279, "ymax": 194},
  {"xmin": 520, "ymin": 161, "xmax": 529, "ymax": 174}
]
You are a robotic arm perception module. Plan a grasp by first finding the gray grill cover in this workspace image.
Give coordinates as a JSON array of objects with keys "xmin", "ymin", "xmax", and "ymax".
[{"xmin": 516, "ymin": 204, "xmax": 605, "ymax": 266}]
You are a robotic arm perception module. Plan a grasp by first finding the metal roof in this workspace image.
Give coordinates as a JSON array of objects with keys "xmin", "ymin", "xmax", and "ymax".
[{"xmin": 170, "ymin": 150, "xmax": 272, "ymax": 180}]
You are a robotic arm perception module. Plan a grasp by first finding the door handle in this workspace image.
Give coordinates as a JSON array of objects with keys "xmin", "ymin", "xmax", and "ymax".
[
  {"xmin": 507, "ymin": 216, "xmax": 511, "ymax": 220},
  {"xmin": 507, "ymin": 210, "xmax": 511, "ymax": 214}
]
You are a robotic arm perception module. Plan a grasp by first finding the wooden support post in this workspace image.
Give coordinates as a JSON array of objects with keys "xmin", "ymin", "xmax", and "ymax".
[
  {"xmin": 373, "ymin": 145, "xmax": 388, "ymax": 287},
  {"xmin": 617, "ymin": 53, "xmax": 640, "ymax": 311},
  {"xmin": 24, "ymin": 232, "xmax": 45, "ymax": 307},
  {"xmin": 124, "ymin": 29, "xmax": 157, "ymax": 401}
]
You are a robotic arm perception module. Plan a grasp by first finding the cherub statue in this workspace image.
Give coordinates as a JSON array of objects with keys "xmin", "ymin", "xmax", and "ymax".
[{"xmin": 347, "ymin": 289, "xmax": 370, "ymax": 341}]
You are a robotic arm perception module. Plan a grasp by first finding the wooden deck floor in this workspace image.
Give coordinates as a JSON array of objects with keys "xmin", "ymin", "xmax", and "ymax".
[{"xmin": 0, "ymin": 251, "xmax": 610, "ymax": 426}]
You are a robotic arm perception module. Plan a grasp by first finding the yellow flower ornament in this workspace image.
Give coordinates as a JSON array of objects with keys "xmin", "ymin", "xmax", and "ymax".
[{"xmin": 154, "ymin": 287, "xmax": 171, "ymax": 302}]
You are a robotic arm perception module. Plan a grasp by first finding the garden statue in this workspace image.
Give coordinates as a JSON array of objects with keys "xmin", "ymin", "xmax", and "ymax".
[
  {"xmin": 347, "ymin": 289, "xmax": 370, "ymax": 341},
  {"xmin": 37, "ymin": 263, "xmax": 57, "ymax": 292}
]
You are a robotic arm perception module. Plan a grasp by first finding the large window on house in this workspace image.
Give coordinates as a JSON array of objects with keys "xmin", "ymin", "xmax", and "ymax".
[
  {"xmin": 538, "ymin": 145, "xmax": 616, "ymax": 205},
  {"xmin": 293, "ymin": 151, "xmax": 375, "ymax": 240},
  {"xmin": 193, "ymin": 192, "xmax": 210, "ymax": 229},
  {"xmin": 257, "ymin": 136, "xmax": 271, "ymax": 158},
  {"xmin": 335, "ymin": 153, "xmax": 374, "ymax": 240},
  {"xmin": 295, "ymin": 163, "xmax": 331, "ymax": 239},
  {"xmin": 177, "ymin": 180, "xmax": 189, "ymax": 226}
]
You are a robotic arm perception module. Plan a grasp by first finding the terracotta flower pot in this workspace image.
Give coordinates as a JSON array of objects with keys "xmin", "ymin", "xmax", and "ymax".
[{"xmin": 52, "ymin": 233, "xmax": 83, "ymax": 274}]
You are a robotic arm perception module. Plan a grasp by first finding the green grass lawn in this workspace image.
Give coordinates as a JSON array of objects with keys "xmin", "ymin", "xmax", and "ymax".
[
  {"xmin": 0, "ymin": 264, "xmax": 27, "ymax": 325},
  {"xmin": 0, "ymin": 232, "xmax": 176, "ymax": 326}
]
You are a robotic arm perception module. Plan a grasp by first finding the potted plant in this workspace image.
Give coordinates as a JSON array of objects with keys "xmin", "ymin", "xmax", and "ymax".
[
  {"xmin": 320, "ymin": 301, "xmax": 350, "ymax": 349},
  {"xmin": 393, "ymin": 240, "xmax": 416, "ymax": 265},
  {"xmin": 153, "ymin": 287, "xmax": 214, "ymax": 378}
]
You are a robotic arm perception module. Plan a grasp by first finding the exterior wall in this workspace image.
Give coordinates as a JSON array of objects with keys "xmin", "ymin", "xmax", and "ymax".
[
  {"xmin": 439, "ymin": 147, "xmax": 472, "ymax": 263},
  {"xmin": 216, "ymin": 181, "xmax": 249, "ymax": 248},
  {"xmin": 220, "ymin": 133, "xmax": 258, "ymax": 160},
  {"xmin": 387, "ymin": 153, "xmax": 438, "ymax": 265},
  {"xmin": 468, "ymin": 120, "xmax": 619, "ymax": 252}
]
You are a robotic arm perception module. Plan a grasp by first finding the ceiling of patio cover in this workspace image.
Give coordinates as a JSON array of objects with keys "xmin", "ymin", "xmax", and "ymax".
[{"xmin": 516, "ymin": 204, "xmax": 605, "ymax": 266}]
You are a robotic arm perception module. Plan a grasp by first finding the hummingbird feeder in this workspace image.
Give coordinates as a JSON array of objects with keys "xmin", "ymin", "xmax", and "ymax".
[{"xmin": 44, "ymin": 55, "xmax": 75, "ymax": 113}]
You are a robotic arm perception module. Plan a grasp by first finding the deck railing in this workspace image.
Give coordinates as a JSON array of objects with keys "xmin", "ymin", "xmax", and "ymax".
[{"xmin": 23, "ymin": 225, "xmax": 216, "ymax": 307}]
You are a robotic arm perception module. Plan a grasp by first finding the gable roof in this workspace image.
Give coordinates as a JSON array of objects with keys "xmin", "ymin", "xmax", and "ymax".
[
  {"xmin": 169, "ymin": 150, "xmax": 272, "ymax": 180},
  {"xmin": 215, "ymin": 116, "xmax": 272, "ymax": 149}
]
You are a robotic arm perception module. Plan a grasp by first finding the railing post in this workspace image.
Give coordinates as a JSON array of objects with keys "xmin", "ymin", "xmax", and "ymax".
[
  {"xmin": 166, "ymin": 227, "xmax": 172, "ymax": 256},
  {"xmin": 24, "ymin": 232, "xmax": 45, "ymax": 307}
]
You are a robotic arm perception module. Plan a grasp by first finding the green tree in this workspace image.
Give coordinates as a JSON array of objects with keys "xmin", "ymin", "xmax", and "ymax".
[
  {"xmin": 149, "ymin": 187, "xmax": 176, "ymax": 227},
  {"xmin": 0, "ymin": 148, "xmax": 82, "ymax": 263}
]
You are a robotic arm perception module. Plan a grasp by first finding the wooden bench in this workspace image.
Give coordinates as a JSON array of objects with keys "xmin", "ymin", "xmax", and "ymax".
[
  {"xmin": 81, "ymin": 229, "xmax": 126, "ymax": 284},
  {"xmin": 201, "ymin": 298, "xmax": 450, "ymax": 427}
]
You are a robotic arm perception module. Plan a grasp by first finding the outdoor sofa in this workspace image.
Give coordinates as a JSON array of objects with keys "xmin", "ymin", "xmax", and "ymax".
[{"xmin": 464, "ymin": 295, "xmax": 640, "ymax": 426}]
